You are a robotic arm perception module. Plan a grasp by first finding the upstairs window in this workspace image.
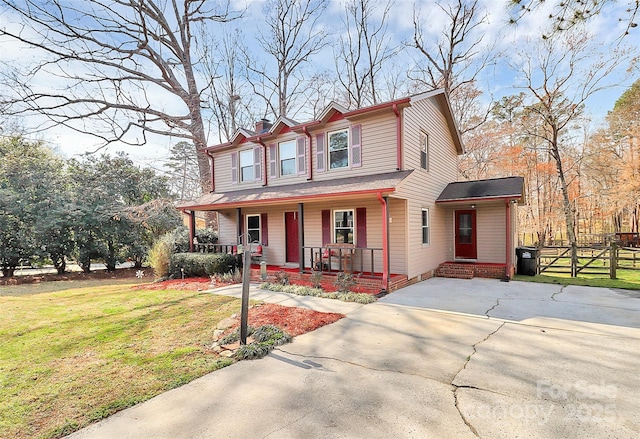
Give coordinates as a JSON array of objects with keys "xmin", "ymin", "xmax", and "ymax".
[
  {"xmin": 334, "ymin": 209, "xmax": 354, "ymax": 244},
  {"xmin": 328, "ymin": 129, "xmax": 349, "ymax": 169},
  {"xmin": 279, "ymin": 140, "xmax": 296, "ymax": 176},
  {"xmin": 420, "ymin": 131, "xmax": 429, "ymax": 170},
  {"xmin": 239, "ymin": 149, "xmax": 254, "ymax": 182}
]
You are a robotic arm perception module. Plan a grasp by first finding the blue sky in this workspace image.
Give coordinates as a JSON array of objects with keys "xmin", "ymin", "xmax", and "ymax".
[{"xmin": 0, "ymin": 0, "xmax": 638, "ymax": 167}]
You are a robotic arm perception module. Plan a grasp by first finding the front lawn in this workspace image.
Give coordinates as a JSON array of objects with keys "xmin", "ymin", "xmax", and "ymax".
[{"xmin": 0, "ymin": 283, "xmax": 240, "ymax": 439}]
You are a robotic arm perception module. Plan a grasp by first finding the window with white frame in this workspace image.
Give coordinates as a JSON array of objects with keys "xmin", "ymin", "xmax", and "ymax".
[
  {"xmin": 420, "ymin": 131, "xmax": 429, "ymax": 170},
  {"xmin": 334, "ymin": 209, "xmax": 354, "ymax": 244},
  {"xmin": 279, "ymin": 140, "xmax": 296, "ymax": 176},
  {"xmin": 328, "ymin": 129, "xmax": 349, "ymax": 169},
  {"xmin": 246, "ymin": 214, "xmax": 261, "ymax": 243},
  {"xmin": 421, "ymin": 208, "xmax": 430, "ymax": 245},
  {"xmin": 239, "ymin": 149, "xmax": 254, "ymax": 182}
]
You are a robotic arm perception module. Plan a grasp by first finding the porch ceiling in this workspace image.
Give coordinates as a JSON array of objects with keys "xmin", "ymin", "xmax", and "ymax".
[{"xmin": 178, "ymin": 170, "xmax": 413, "ymax": 211}]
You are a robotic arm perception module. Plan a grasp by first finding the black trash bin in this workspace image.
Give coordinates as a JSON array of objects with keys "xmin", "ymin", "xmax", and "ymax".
[{"xmin": 516, "ymin": 247, "xmax": 538, "ymax": 276}]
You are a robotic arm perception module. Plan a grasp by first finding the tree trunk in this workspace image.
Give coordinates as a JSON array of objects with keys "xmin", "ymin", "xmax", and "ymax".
[
  {"xmin": 550, "ymin": 132, "xmax": 577, "ymax": 248},
  {"xmin": 53, "ymin": 255, "xmax": 66, "ymax": 275}
]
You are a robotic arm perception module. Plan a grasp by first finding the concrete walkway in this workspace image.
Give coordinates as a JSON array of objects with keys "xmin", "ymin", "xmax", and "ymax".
[{"xmin": 67, "ymin": 279, "xmax": 640, "ymax": 439}]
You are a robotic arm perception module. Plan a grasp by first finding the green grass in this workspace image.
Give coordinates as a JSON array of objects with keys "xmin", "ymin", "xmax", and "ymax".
[
  {"xmin": 0, "ymin": 282, "xmax": 240, "ymax": 439},
  {"xmin": 0, "ymin": 277, "xmax": 140, "ymax": 297},
  {"xmin": 514, "ymin": 268, "xmax": 640, "ymax": 290}
]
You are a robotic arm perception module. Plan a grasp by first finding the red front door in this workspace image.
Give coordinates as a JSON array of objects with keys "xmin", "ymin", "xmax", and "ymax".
[
  {"xmin": 285, "ymin": 211, "xmax": 299, "ymax": 264},
  {"xmin": 455, "ymin": 210, "xmax": 477, "ymax": 259}
]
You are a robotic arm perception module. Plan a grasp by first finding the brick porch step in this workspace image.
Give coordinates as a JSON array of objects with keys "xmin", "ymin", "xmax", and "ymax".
[{"xmin": 435, "ymin": 263, "xmax": 474, "ymax": 279}]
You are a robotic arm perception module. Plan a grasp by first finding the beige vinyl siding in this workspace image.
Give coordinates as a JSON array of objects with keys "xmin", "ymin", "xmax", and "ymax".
[
  {"xmin": 442, "ymin": 204, "xmax": 508, "ymax": 264},
  {"xmin": 214, "ymin": 147, "xmax": 265, "ymax": 193},
  {"xmin": 262, "ymin": 134, "xmax": 311, "ymax": 189},
  {"xmin": 239, "ymin": 205, "xmax": 286, "ymax": 265},
  {"xmin": 214, "ymin": 112, "xmax": 399, "ymax": 192},
  {"xmin": 476, "ymin": 204, "xmax": 506, "ymax": 263},
  {"xmin": 397, "ymin": 95, "xmax": 461, "ymax": 279},
  {"xmin": 302, "ymin": 199, "xmax": 390, "ymax": 274},
  {"xmin": 387, "ymin": 198, "xmax": 407, "ymax": 274},
  {"xmin": 307, "ymin": 113, "xmax": 398, "ymax": 181},
  {"xmin": 217, "ymin": 199, "xmax": 402, "ymax": 273},
  {"xmin": 217, "ymin": 210, "xmax": 238, "ymax": 244}
]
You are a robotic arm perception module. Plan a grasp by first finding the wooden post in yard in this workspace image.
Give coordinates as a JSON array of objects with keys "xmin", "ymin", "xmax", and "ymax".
[
  {"xmin": 240, "ymin": 248, "xmax": 251, "ymax": 345},
  {"xmin": 610, "ymin": 241, "xmax": 617, "ymax": 280}
]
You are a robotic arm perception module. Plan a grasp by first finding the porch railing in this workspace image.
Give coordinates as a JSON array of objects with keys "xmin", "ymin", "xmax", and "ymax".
[
  {"xmin": 301, "ymin": 246, "xmax": 383, "ymax": 278},
  {"xmin": 194, "ymin": 243, "xmax": 238, "ymax": 254},
  {"xmin": 194, "ymin": 243, "xmax": 385, "ymax": 279}
]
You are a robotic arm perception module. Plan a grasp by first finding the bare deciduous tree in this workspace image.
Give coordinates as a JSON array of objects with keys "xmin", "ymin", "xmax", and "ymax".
[
  {"xmin": 513, "ymin": 31, "xmax": 633, "ymax": 255},
  {"xmin": 409, "ymin": 0, "xmax": 496, "ymax": 133},
  {"xmin": 247, "ymin": 0, "xmax": 327, "ymax": 119},
  {"xmin": 335, "ymin": 0, "xmax": 400, "ymax": 108},
  {"xmin": 200, "ymin": 28, "xmax": 257, "ymax": 143},
  {"xmin": 0, "ymin": 0, "xmax": 240, "ymax": 194}
]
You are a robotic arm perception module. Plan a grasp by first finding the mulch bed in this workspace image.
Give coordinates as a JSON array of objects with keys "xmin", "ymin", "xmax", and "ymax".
[
  {"xmin": 133, "ymin": 277, "xmax": 213, "ymax": 291},
  {"xmin": 134, "ymin": 278, "xmax": 346, "ymax": 336},
  {"xmin": 243, "ymin": 303, "xmax": 344, "ymax": 336}
]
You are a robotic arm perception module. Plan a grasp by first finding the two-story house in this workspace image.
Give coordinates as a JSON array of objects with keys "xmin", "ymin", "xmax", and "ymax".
[{"xmin": 178, "ymin": 89, "xmax": 524, "ymax": 291}]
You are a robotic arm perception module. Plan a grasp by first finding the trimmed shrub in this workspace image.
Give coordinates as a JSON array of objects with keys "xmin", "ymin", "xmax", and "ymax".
[
  {"xmin": 170, "ymin": 253, "xmax": 238, "ymax": 278},
  {"xmin": 335, "ymin": 272, "xmax": 356, "ymax": 293}
]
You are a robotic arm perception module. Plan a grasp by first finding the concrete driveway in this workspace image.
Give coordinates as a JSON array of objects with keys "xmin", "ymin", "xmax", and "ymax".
[{"xmin": 67, "ymin": 279, "xmax": 640, "ymax": 439}]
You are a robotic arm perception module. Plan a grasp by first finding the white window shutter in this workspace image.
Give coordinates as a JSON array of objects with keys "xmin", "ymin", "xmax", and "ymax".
[
  {"xmin": 316, "ymin": 133, "xmax": 325, "ymax": 172},
  {"xmin": 269, "ymin": 144, "xmax": 277, "ymax": 178},
  {"xmin": 231, "ymin": 152, "xmax": 238, "ymax": 184},
  {"xmin": 351, "ymin": 124, "xmax": 362, "ymax": 167},
  {"xmin": 297, "ymin": 136, "xmax": 306, "ymax": 175}
]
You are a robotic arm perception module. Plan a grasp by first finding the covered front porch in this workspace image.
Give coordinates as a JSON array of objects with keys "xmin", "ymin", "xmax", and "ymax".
[{"xmin": 179, "ymin": 171, "xmax": 414, "ymax": 292}]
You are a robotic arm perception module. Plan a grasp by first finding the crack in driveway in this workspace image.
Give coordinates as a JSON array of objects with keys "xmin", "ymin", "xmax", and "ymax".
[
  {"xmin": 277, "ymin": 321, "xmax": 510, "ymax": 439},
  {"xmin": 550, "ymin": 285, "xmax": 567, "ymax": 301},
  {"xmin": 450, "ymin": 322, "xmax": 506, "ymax": 438},
  {"xmin": 261, "ymin": 409, "xmax": 318, "ymax": 438},
  {"xmin": 484, "ymin": 298, "xmax": 501, "ymax": 316}
]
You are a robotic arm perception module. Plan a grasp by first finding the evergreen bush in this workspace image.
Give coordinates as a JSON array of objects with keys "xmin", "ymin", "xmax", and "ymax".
[{"xmin": 169, "ymin": 253, "xmax": 238, "ymax": 278}]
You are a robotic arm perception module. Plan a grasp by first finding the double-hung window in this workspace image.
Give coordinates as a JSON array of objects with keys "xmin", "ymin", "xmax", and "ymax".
[
  {"xmin": 420, "ymin": 131, "xmax": 429, "ymax": 170},
  {"xmin": 247, "ymin": 214, "xmax": 261, "ymax": 243},
  {"xmin": 422, "ymin": 208, "xmax": 430, "ymax": 245},
  {"xmin": 279, "ymin": 140, "xmax": 296, "ymax": 176},
  {"xmin": 334, "ymin": 210, "xmax": 354, "ymax": 244},
  {"xmin": 328, "ymin": 129, "xmax": 349, "ymax": 169},
  {"xmin": 239, "ymin": 149, "xmax": 254, "ymax": 182}
]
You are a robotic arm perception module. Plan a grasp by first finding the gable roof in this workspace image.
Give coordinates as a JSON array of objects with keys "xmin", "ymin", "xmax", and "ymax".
[
  {"xmin": 436, "ymin": 176, "xmax": 525, "ymax": 203},
  {"xmin": 411, "ymin": 89, "xmax": 464, "ymax": 154},
  {"xmin": 178, "ymin": 170, "xmax": 413, "ymax": 211},
  {"xmin": 203, "ymin": 89, "xmax": 463, "ymax": 153}
]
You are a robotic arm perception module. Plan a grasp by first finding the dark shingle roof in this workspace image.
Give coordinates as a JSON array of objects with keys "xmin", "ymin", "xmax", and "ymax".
[
  {"xmin": 178, "ymin": 170, "xmax": 413, "ymax": 210},
  {"xmin": 436, "ymin": 176, "xmax": 524, "ymax": 202}
]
